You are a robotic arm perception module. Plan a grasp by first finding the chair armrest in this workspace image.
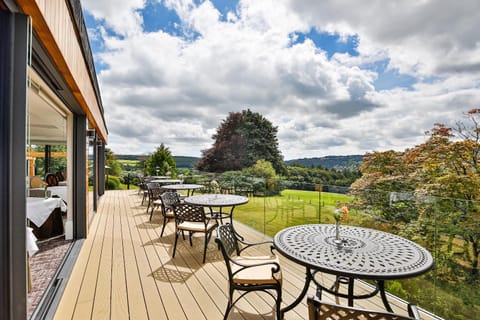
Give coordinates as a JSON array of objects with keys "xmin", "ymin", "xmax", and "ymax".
[
  {"xmin": 229, "ymin": 256, "xmax": 281, "ymax": 275},
  {"xmin": 237, "ymin": 238, "xmax": 275, "ymax": 255},
  {"xmin": 408, "ymin": 304, "xmax": 421, "ymax": 320}
]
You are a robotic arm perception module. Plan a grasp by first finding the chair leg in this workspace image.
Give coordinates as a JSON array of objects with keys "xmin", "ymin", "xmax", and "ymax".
[
  {"xmin": 203, "ymin": 233, "xmax": 208, "ymax": 263},
  {"xmin": 275, "ymin": 288, "xmax": 282, "ymax": 320},
  {"xmin": 224, "ymin": 287, "xmax": 234, "ymax": 320},
  {"xmin": 160, "ymin": 217, "xmax": 168, "ymax": 237},
  {"xmin": 149, "ymin": 205, "xmax": 155, "ymax": 221},
  {"xmin": 202, "ymin": 229, "xmax": 215, "ymax": 263},
  {"xmin": 172, "ymin": 230, "xmax": 179, "ymax": 258}
]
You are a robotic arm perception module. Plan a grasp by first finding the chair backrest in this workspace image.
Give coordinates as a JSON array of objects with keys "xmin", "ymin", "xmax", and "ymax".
[
  {"xmin": 307, "ymin": 296, "xmax": 417, "ymax": 320},
  {"xmin": 216, "ymin": 223, "xmax": 240, "ymax": 257},
  {"xmin": 45, "ymin": 173, "xmax": 58, "ymax": 186},
  {"xmin": 146, "ymin": 182, "xmax": 160, "ymax": 198},
  {"xmin": 160, "ymin": 191, "xmax": 180, "ymax": 210},
  {"xmin": 55, "ymin": 171, "xmax": 65, "ymax": 182},
  {"xmin": 215, "ymin": 223, "xmax": 241, "ymax": 282},
  {"xmin": 173, "ymin": 203, "xmax": 205, "ymax": 223},
  {"xmin": 150, "ymin": 184, "xmax": 165, "ymax": 199}
]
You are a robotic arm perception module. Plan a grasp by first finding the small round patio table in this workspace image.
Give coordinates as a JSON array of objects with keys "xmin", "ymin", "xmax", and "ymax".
[
  {"xmin": 161, "ymin": 184, "xmax": 204, "ymax": 197},
  {"xmin": 273, "ymin": 224, "xmax": 434, "ymax": 316},
  {"xmin": 184, "ymin": 194, "xmax": 248, "ymax": 225},
  {"xmin": 151, "ymin": 179, "xmax": 182, "ymax": 185}
]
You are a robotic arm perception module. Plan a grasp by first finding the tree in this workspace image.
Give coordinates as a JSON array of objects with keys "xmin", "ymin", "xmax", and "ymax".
[
  {"xmin": 196, "ymin": 109, "xmax": 286, "ymax": 173},
  {"xmin": 251, "ymin": 159, "xmax": 276, "ymax": 179},
  {"xmin": 195, "ymin": 112, "xmax": 244, "ymax": 172},
  {"xmin": 238, "ymin": 109, "xmax": 286, "ymax": 174},
  {"xmin": 145, "ymin": 144, "xmax": 176, "ymax": 177},
  {"xmin": 351, "ymin": 109, "xmax": 480, "ymax": 280},
  {"xmin": 410, "ymin": 115, "xmax": 480, "ymax": 281},
  {"xmin": 105, "ymin": 148, "xmax": 122, "ymax": 177},
  {"xmin": 350, "ymin": 150, "xmax": 418, "ymax": 222}
]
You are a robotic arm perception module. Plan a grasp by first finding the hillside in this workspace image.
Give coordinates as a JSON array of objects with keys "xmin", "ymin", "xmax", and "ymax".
[
  {"xmin": 174, "ymin": 156, "xmax": 200, "ymax": 168},
  {"xmin": 285, "ymin": 155, "xmax": 363, "ymax": 170},
  {"xmin": 116, "ymin": 154, "xmax": 363, "ymax": 170},
  {"xmin": 116, "ymin": 155, "xmax": 200, "ymax": 168}
]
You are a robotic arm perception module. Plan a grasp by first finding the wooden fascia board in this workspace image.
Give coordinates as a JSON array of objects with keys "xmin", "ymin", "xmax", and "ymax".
[{"xmin": 16, "ymin": 0, "xmax": 108, "ymax": 143}]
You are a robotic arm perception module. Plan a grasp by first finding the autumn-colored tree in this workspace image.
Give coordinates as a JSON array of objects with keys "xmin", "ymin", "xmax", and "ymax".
[
  {"xmin": 196, "ymin": 109, "xmax": 285, "ymax": 173},
  {"xmin": 350, "ymin": 150, "xmax": 417, "ymax": 221},
  {"xmin": 410, "ymin": 113, "xmax": 480, "ymax": 281},
  {"xmin": 352, "ymin": 109, "xmax": 480, "ymax": 280}
]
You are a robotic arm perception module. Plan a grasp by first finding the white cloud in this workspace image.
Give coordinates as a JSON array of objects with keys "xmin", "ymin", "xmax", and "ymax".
[
  {"xmin": 84, "ymin": 0, "xmax": 480, "ymax": 160},
  {"xmin": 82, "ymin": 0, "xmax": 145, "ymax": 36},
  {"xmin": 286, "ymin": 0, "xmax": 480, "ymax": 77}
]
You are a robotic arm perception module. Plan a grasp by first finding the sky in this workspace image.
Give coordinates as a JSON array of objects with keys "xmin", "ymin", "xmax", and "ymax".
[{"xmin": 82, "ymin": 0, "xmax": 480, "ymax": 160}]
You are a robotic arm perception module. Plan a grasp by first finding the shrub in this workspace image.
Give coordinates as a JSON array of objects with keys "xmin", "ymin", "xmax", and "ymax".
[{"xmin": 106, "ymin": 176, "xmax": 121, "ymax": 190}]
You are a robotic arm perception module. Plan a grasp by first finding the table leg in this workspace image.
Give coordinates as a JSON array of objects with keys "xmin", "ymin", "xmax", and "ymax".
[
  {"xmin": 280, "ymin": 267, "xmax": 313, "ymax": 318},
  {"xmin": 378, "ymin": 280, "xmax": 393, "ymax": 312},
  {"xmin": 229, "ymin": 206, "xmax": 245, "ymax": 240},
  {"xmin": 348, "ymin": 277, "xmax": 354, "ymax": 307}
]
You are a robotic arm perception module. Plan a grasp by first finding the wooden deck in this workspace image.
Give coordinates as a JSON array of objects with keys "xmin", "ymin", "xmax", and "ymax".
[{"xmin": 53, "ymin": 190, "xmax": 434, "ymax": 320}]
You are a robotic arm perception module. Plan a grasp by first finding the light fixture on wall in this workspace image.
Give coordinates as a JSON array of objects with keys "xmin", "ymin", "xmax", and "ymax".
[
  {"xmin": 86, "ymin": 129, "xmax": 96, "ymax": 138},
  {"xmin": 87, "ymin": 129, "xmax": 95, "ymax": 145}
]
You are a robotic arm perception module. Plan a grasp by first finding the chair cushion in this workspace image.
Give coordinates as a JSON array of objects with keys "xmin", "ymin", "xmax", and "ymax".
[
  {"xmin": 164, "ymin": 211, "xmax": 175, "ymax": 218},
  {"xmin": 30, "ymin": 176, "xmax": 44, "ymax": 188},
  {"xmin": 178, "ymin": 220, "xmax": 217, "ymax": 232},
  {"xmin": 231, "ymin": 255, "xmax": 282, "ymax": 285}
]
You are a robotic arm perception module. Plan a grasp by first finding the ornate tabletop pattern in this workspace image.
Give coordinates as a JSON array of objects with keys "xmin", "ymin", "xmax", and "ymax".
[
  {"xmin": 161, "ymin": 184, "xmax": 204, "ymax": 191},
  {"xmin": 274, "ymin": 224, "xmax": 434, "ymax": 279},
  {"xmin": 184, "ymin": 194, "xmax": 249, "ymax": 207}
]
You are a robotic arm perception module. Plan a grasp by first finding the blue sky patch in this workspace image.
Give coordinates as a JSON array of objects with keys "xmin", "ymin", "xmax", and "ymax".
[
  {"xmin": 291, "ymin": 28, "xmax": 359, "ymax": 59},
  {"xmin": 210, "ymin": 0, "xmax": 239, "ymax": 21},
  {"xmin": 366, "ymin": 59, "xmax": 417, "ymax": 91},
  {"xmin": 84, "ymin": 11, "xmax": 104, "ymax": 51},
  {"xmin": 141, "ymin": 1, "xmax": 201, "ymax": 40},
  {"xmin": 83, "ymin": 12, "xmax": 110, "ymax": 72},
  {"xmin": 142, "ymin": 1, "xmax": 182, "ymax": 35}
]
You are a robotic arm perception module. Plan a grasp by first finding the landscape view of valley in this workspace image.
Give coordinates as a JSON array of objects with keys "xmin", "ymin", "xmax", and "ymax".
[{"xmin": 8, "ymin": 0, "xmax": 479, "ymax": 319}]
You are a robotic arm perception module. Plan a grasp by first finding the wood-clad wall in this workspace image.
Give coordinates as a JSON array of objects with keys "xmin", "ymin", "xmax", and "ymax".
[{"xmin": 17, "ymin": 0, "xmax": 108, "ymax": 142}]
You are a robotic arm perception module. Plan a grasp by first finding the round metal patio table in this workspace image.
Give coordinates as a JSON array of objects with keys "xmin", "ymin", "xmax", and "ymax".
[
  {"xmin": 150, "ymin": 179, "xmax": 182, "ymax": 185},
  {"xmin": 161, "ymin": 184, "xmax": 204, "ymax": 197},
  {"xmin": 273, "ymin": 224, "xmax": 434, "ymax": 315},
  {"xmin": 184, "ymin": 194, "xmax": 248, "ymax": 225}
]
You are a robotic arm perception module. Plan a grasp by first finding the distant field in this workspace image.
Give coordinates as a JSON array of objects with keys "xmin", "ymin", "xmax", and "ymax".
[{"xmin": 118, "ymin": 159, "xmax": 140, "ymax": 166}]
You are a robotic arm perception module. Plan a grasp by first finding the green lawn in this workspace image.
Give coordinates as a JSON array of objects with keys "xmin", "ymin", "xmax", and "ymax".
[
  {"xmin": 233, "ymin": 189, "xmax": 479, "ymax": 320},
  {"xmin": 234, "ymin": 189, "xmax": 353, "ymax": 237}
]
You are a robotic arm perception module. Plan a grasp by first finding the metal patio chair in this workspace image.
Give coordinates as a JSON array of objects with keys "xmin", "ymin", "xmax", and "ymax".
[
  {"xmin": 158, "ymin": 191, "xmax": 180, "ymax": 236},
  {"xmin": 215, "ymin": 223, "xmax": 282, "ymax": 320},
  {"xmin": 172, "ymin": 203, "xmax": 218, "ymax": 263}
]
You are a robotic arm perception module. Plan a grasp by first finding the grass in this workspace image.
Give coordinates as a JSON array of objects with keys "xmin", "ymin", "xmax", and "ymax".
[
  {"xmin": 234, "ymin": 189, "xmax": 353, "ymax": 237},
  {"xmin": 233, "ymin": 189, "xmax": 479, "ymax": 320},
  {"xmin": 117, "ymin": 159, "xmax": 141, "ymax": 167}
]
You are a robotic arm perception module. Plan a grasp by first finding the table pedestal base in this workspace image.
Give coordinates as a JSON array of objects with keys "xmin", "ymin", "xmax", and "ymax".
[{"xmin": 280, "ymin": 267, "xmax": 393, "ymax": 318}]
